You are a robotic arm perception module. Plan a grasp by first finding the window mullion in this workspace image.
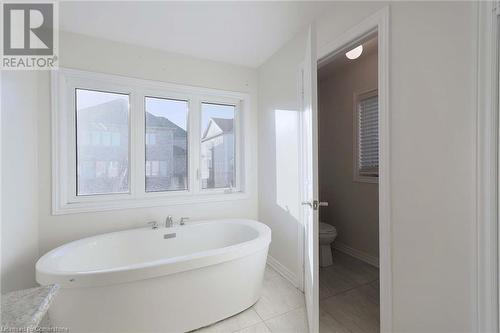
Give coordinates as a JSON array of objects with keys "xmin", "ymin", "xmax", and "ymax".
[
  {"xmin": 132, "ymin": 90, "xmax": 146, "ymax": 197},
  {"xmin": 234, "ymin": 101, "xmax": 242, "ymax": 192},
  {"xmin": 190, "ymin": 96, "xmax": 201, "ymax": 194},
  {"xmin": 67, "ymin": 82, "xmax": 77, "ymax": 201}
]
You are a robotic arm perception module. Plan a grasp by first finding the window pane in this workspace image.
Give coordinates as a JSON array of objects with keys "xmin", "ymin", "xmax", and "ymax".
[
  {"xmin": 200, "ymin": 103, "xmax": 235, "ymax": 189},
  {"xmin": 358, "ymin": 94, "xmax": 378, "ymax": 177},
  {"xmin": 76, "ymin": 89, "xmax": 130, "ymax": 195},
  {"xmin": 145, "ymin": 97, "xmax": 188, "ymax": 192}
]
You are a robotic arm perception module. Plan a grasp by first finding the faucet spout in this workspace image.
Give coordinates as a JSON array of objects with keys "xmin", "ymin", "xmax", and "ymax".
[{"xmin": 165, "ymin": 216, "xmax": 174, "ymax": 228}]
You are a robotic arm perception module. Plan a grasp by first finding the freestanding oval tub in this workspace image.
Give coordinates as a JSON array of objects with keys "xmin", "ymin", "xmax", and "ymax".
[{"xmin": 36, "ymin": 219, "xmax": 271, "ymax": 333}]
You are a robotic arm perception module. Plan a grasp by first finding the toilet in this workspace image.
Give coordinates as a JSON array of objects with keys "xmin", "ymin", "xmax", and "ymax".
[{"xmin": 319, "ymin": 222, "xmax": 337, "ymax": 267}]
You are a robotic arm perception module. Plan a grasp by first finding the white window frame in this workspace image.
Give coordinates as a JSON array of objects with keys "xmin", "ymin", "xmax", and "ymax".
[
  {"xmin": 353, "ymin": 88, "xmax": 379, "ymax": 184},
  {"xmin": 52, "ymin": 68, "xmax": 250, "ymax": 214},
  {"xmin": 199, "ymin": 98, "xmax": 241, "ymax": 194}
]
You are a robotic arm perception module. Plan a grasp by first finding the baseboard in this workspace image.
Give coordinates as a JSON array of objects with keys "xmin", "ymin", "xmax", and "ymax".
[
  {"xmin": 266, "ymin": 255, "xmax": 300, "ymax": 288},
  {"xmin": 334, "ymin": 242, "xmax": 379, "ymax": 268}
]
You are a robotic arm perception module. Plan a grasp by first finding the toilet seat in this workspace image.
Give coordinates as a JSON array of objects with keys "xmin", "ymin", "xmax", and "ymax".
[{"xmin": 319, "ymin": 222, "xmax": 337, "ymax": 235}]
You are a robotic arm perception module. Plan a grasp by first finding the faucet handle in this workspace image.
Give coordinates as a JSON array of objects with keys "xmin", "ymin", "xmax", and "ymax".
[
  {"xmin": 147, "ymin": 221, "xmax": 158, "ymax": 229},
  {"xmin": 180, "ymin": 217, "xmax": 189, "ymax": 226}
]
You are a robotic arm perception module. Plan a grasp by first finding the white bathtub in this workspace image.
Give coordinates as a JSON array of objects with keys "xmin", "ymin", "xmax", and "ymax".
[{"xmin": 36, "ymin": 219, "xmax": 271, "ymax": 333}]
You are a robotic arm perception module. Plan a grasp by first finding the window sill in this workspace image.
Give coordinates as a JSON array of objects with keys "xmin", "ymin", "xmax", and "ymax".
[{"xmin": 52, "ymin": 191, "xmax": 249, "ymax": 215}]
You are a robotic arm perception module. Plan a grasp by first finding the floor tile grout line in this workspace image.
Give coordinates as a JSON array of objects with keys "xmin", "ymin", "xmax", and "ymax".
[
  {"xmin": 319, "ymin": 272, "xmax": 379, "ymax": 304},
  {"xmin": 261, "ymin": 320, "xmax": 273, "ymax": 332},
  {"xmin": 319, "ymin": 310, "xmax": 355, "ymax": 333},
  {"xmin": 253, "ymin": 305, "xmax": 266, "ymax": 322},
  {"xmin": 262, "ymin": 305, "xmax": 308, "ymax": 332},
  {"xmin": 231, "ymin": 318, "xmax": 265, "ymax": 333},
  {"xmin": 320, "ymin": 278, "xmax": 378, "ymax": 304},
  {"xmin": 320, "ymin": 284, "xmax": 363, "ymax": 301},
  {"xmin": 319, "ymin": 272, "xmax": 379, "ymax": 300},
  {"xmin": 229, "ymin": 308, "xmax": 265, "ymax": 333},
  {"xmin": 260, "ymin": 304, "xmax": 306, "ymax": 323},
  {"xmin": 196, "ymin": 306, "xmax": 264, "ymax": 333}
]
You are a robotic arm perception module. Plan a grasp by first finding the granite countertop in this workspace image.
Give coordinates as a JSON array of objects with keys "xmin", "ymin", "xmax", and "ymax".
[{"xmin": 1, "ymin": 284, "xmax": 59, "ymax": 329}]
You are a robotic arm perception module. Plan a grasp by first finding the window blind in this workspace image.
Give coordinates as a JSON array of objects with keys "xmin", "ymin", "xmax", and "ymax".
[{"xmin": 358, "ymin": 95, "xmax": 379, "ymax": 176}]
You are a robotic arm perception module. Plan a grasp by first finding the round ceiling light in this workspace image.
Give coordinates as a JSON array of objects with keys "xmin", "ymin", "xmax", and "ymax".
[{"xmin": 345, "ymin": 45, "xmax": 363, "ymax": 60}]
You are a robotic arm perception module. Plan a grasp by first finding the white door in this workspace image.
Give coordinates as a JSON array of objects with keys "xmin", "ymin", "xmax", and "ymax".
[{"xmin": 300, "ymin": 25, "xmax": 321, "ymax": 333}]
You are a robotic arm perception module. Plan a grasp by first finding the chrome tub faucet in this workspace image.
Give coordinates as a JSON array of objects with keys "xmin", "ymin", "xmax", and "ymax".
[{"xmin": 165, "ymin": 216, "xmax": 174, "ymax": 228}]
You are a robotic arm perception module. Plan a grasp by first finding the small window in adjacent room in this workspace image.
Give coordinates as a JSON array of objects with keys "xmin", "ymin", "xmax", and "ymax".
[
  {"xmin": 354, "ymin": 89, "xmax": 379, "ymax": 183},
  {"xmin": 76, "ymin": 89, "xmax": 130, "ymax": 195},
  {"xmin": 200, "ymin": 103, "xmax": 236, "ymax": 190},
  {"xmin": 145, "ymin": 97, "xmax": 188, "ymax": 192}
]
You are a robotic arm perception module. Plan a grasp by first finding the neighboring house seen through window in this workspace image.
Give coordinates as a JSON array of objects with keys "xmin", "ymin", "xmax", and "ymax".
[
  {"xmin": 145, "ymin": 97, "xmax": 188, "ymax": 192},
  {"xmin": 53, "ymin": 69, "xmax": 248, "ymax": 214},
  {"xmin": 201, "ymin": 103, "xmax": 236, "ymax": 189},
  {"xmin": 76, "ymin": 89, "xmax": 130, "ymax": 195}
]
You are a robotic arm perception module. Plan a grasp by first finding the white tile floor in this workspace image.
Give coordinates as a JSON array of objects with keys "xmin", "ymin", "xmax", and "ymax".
[
  {"xmin": 194, "ymin": 252, "xmax": 379, "ymax": 333},
  {"xmin": 194, "ymin": 265, "xmax": 308, "ymax": 333},
  {"xmin": 319, "ymin": 252, "xmax": 380, "ymax": 333}
]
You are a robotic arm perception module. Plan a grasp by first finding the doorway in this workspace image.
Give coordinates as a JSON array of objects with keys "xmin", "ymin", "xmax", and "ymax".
[
  {"xmin": 317, "ymin": 33, "xmax": 380, "ymax": 332},
  {"xmin": 296, "ymin": 7, "xmax": 390, "ymax": 332},
  {"xmin": 296, "ymin": 9, "xmax": 389, "ymax": 332}
]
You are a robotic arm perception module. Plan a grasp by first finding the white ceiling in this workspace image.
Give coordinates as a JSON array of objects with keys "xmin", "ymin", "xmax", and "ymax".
[{"xmin": 60, "ymin": 1, "xmax": 334, "ymax": 68}]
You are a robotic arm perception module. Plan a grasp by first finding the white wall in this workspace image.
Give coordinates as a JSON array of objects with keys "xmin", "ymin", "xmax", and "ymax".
[
  {"xmin": 258, "ymin": 2, "xmax": 477, "ymax": 331},
  {"xmin": 386, "ymin": 3, "xmax": 475, "ymax": 331},
  {"xmin": 34, "ymin": 31, "xmax": 259, "ymax": 254},
  {"xmin": 258, "ymin": 29, "xmax": 307, "ymax": 281},
  {"xmin": 1, "ymin": 72, "xmax": 41, "ymax": 292}
]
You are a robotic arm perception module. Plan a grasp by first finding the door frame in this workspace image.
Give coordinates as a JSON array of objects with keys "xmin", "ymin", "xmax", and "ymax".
[
  {"xmin": 477, "ymin": 1, "xmax": 499, "ymax": 332},
  {"xmin": 309, "ymin": 6, "xmax": 392, "ymax": 332}
]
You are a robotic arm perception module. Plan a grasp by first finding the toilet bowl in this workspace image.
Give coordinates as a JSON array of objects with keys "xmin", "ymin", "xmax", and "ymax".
[{"xmin": 319, "ymin": 222, "xmax": 337, "ymax": 267}]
